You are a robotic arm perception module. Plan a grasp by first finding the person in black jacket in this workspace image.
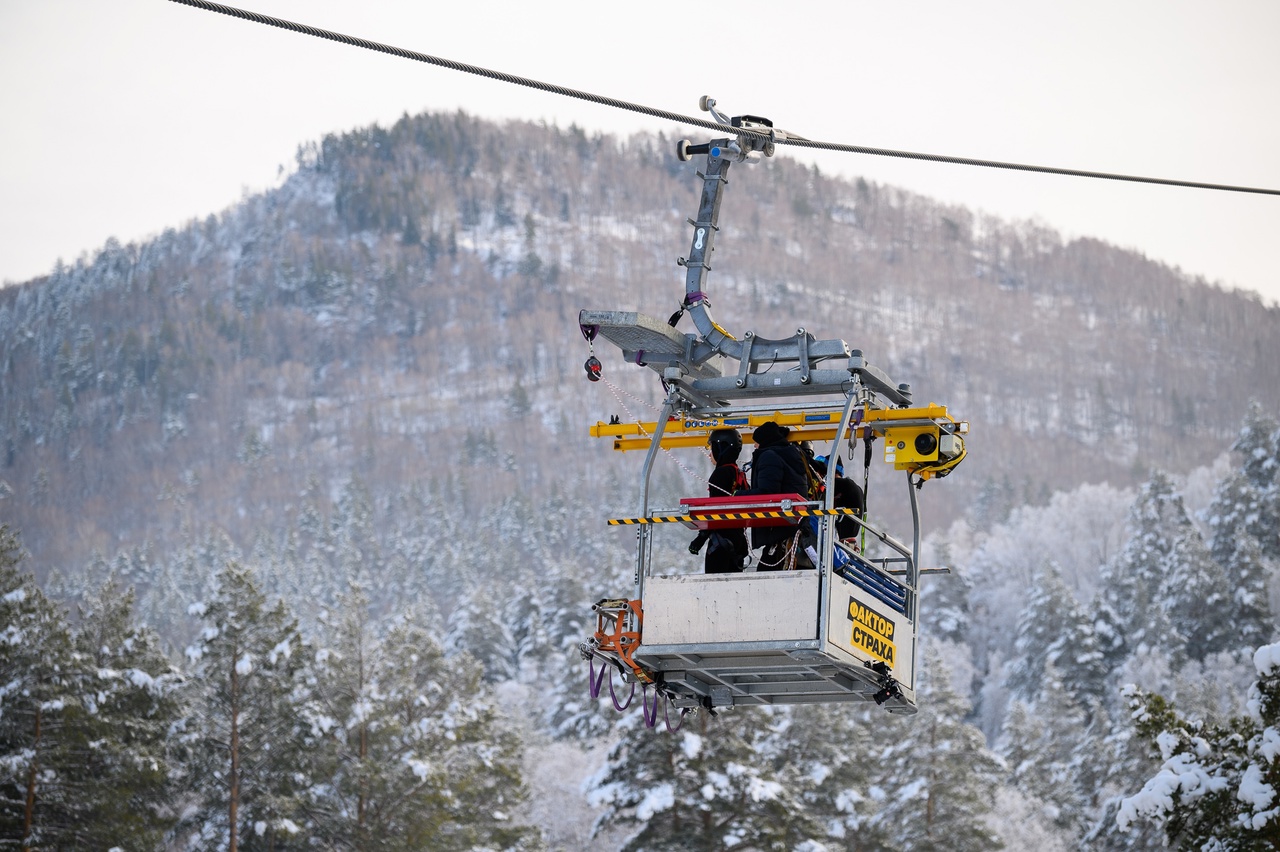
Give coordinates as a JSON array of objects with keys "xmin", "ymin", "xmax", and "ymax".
[
  {"xmin": 688, "ymin": 429, "xmax": 750, "ymax": 573},
  {"xmin": 744, "ymin": 421, "xmax": 814, "ymax": 570}
]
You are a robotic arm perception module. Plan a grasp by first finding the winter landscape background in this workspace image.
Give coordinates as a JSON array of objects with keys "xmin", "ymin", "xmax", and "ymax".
[{"xmin": 2, "ymin": 111, "xmax": 1280, "ymax": 849}]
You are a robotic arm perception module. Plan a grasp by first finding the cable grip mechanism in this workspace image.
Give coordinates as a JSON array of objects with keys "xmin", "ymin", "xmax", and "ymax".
[{"xmin": 676, "ymin": 96, "xmax": 784, "ymax": 163}]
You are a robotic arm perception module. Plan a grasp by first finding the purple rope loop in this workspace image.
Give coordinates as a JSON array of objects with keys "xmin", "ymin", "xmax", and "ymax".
[
  {"xmin": 664, "ymin": 700, "xmax": 686, "ymax": 733},
  {"xmin": 609, "ymin": 668, "xmax": 636, "ymax": 711},
  {"xmin": 588, "ymin": 656, "xmax": 607, "ymax": 700},
  {"xmin": 642, "ymin": 685, "xmax": 660, "ymax": 728}
]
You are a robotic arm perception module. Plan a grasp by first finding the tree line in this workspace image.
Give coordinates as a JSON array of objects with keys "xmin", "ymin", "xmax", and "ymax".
[
  {"xmin": 2, "ymin": 399, "xmax": 1278, "ymax": 849},
  {"xmin": 3, "ymin": 109, "xmax": 1278, "ymax": 579},
  {"xmin": 0, "ymin": 525, "xmax": 534, "ymax": 851}
]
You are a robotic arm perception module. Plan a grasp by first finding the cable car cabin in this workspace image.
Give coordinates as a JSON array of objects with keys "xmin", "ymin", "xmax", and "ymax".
[
  {"xmin": 576, "ymin": 104, "xmax": 967, "ymax": 719},
  {"xmin": 582, "ymin": 392, "xmax": 964, "ymax": 716}
]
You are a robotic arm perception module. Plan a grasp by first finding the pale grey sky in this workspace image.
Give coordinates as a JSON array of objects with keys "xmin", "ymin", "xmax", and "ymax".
[{"xmin": 3, "ymin": 0, "xmax": 1278, "ymax": 305}]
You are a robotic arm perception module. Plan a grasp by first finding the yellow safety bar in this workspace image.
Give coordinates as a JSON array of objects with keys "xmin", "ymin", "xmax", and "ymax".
[{"xmin": 590, "ymin": 404, "xmax": 964, "ymax": 452}]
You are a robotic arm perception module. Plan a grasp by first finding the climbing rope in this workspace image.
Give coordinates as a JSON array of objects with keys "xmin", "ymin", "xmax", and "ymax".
[
  {"xmin": 609, "ymin": 667, "xmax": 636, "ymax": 711},
  {"xmin": 587, "ymin": 656, "xmax": 607, "ymax": 699},
  {"xmin": 587, "ymin": 652, "xmax": 690, "ymax": 731}
]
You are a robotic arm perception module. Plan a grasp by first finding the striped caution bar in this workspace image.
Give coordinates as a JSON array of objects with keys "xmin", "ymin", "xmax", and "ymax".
[
  {"xmin": 608, "ymin": 515, "xmax": 689, "ymax": 526},
  {"xmin": 607, "ymin": 508, "xmax": 861, "ymax": 526}
]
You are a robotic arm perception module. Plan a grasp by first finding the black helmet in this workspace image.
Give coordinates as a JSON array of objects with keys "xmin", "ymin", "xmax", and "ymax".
[{"xmin": 708, "ymin": 428, "xmax": 743, "ymax": 464}]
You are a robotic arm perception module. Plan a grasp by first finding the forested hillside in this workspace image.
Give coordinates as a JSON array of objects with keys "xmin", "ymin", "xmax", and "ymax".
[
  {"xmin": 2, "ymin": 111, "xmax": 1276, "ymax": 575},
  {"xmin": 2, "ymin": 110, "xmax": 1280, "ymax": 849}
]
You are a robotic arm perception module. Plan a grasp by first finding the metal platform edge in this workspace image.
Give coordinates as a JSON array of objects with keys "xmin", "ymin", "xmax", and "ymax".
[{"xmin": 633, "ymin": 639, "xmax": 918, "ymax": 714}]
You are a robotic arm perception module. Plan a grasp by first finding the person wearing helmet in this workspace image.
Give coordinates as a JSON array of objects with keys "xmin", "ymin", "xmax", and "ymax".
[{"xmin": 688, "ymin": 428, "xmax": 750, "ymax": 573}]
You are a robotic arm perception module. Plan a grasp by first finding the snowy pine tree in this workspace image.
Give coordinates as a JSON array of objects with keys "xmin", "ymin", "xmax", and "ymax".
[
  {"xmin": 867, "ymin": 647, "xmax": 1005, "ymax": 851},
  {"xmin": 68, "ymin": 576, "xmax": 185, "ymax": 848},
  {"xmin": 1079, "ymin": 697, "xmax": 1168, "ymax": 851},
  {"xmin": 177, "ymin": 561, "xmax": 312, "ymax": 851},
  {"xmin": 998, "ymin": 663, "xmax": 1102, "ymax": 839},
  {"xmin": 1, "ymin": 530, "xmax": 183, "ymax": 848},
  {"xmin": 444, "ymin": 578, "xmax": 519, "ymax": 683},
  {"xmin": 0, "ymin": 526, "xmax": 78, "ymax": 849},
  {"xmin": 1162, "ymin": 523, "xmax": 1233, "ymax": 661},
  {"xmin": 302, "ymin": 586, "xmax": 534, "ymax": 850},
  {"xmin": 1206, "ymin": 469, "xmax": 1273, "ymax": 649},
  {"xmin": 585, "ymin": 706, "xmax": 822, "ymax": 850},
  {"xmin": 1116, "ymin": 640, "xmax": 1280, "ymax": 849},
  {"xmin": 1097, "ymin": 471, "xmax": 1224, "ymax": 667},
  {"xmin": 1004, "ymin": 563, "xmax": 1106, "ymax": 708},
  {"xmin": 770, "ymin": 702, "xmax": 890, "ymax": 850},
  {"xmin": 1233, "ymin": 402, "xmax": 1280, "ymax": 560},
  {"xmin": 1235, "ymin": 403, "xmax": 1280, "ymax": 493}
]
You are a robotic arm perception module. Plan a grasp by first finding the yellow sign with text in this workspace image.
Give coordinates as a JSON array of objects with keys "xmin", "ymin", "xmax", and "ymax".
[{"xmin": 847, "ymin": 598, "xmax": 897, "ymax": 668}]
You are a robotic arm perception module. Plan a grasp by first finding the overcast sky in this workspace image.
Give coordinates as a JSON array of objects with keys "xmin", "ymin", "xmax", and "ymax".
[{"xmin": 3, "ymin": 0, "xmax": 1278, "ymax": 306}]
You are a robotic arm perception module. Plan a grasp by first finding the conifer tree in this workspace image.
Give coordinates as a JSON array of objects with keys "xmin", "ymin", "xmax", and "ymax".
[
  {"xmin": 771, "ymin": 702, "xmax": 889, "ymax": 850},
  {"xmin": 0, "ymin": 526, "xmax": 78, "ymax": 850},
  {"xmin": 68, "ymin": 576, "xmax": 185, "ymax": 848},
  {"xmin": 1004, "ymin": 563, "xmax": 1105, "ymax": 707},
  {"xmin": 1116, "ymin": 640, "xmax": 1280, "ymax": 849},
  {"xmin": 302, "ymin": 586, "xmax": 533, "ymax": 850},
  {"xmin": 1234, "ymin": 402, "xmax": 1280, "ymax": 492},
  {"xmin": 1207, "ymin": 470, "xmax": 1273, "ymax": 649},
  {"xmin": 1097, "ymin": 471, "xmax": 1222, "ymax": 667},
  {"xmin": 998, "ymin": 664, "xmax": 1101, "ymax": 839},
  {"xmin": 1232, "ymin": 401, "xmax": 1280, "ymax": 559},
  {"xmin": 1, "ymin": 531, "xmax": 183, "ymax": 849},
  {"xmin": 1162, "ymin": 525, "xmax": 1233, "ymax": 661},
  {"xmin": 1081, "ymin": 696, "xmax": 1178, "ymax": 851},
  {"xmin": 177, "ymin": 561, "xmax": 312, "ymax": 851},
  {"xmin": 585, "ymin": 706, "xmax": 822, "ymax": 850},
  {"xmin": 331, "ymin": 478, "xmax": 379, "ymax": 588},
  {"xmin": 444, "ymin": 578, "xmax": 519, "ymax": 683},
  {"xmin": 867, "ymin": 647, "xmax": 1005, "ymax": 851}
]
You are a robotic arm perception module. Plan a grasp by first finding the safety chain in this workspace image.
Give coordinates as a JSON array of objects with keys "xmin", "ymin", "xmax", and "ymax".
[{"xmin": 601, "ymin": 378, "xmax": 704, "ymax": 488}]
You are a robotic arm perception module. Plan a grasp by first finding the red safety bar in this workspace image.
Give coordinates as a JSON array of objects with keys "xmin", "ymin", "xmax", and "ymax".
[{"xmin": 679, "ymin": 493, "xmax": 808, "ymax": 530}]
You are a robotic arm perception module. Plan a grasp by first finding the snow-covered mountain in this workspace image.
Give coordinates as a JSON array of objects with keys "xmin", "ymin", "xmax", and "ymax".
[{"xmin": 2, "ymin": 110, "xmax": 1279, "ymax": 850}]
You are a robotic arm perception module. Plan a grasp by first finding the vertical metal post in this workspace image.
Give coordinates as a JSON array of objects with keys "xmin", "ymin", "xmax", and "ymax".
[
  {"xmin": 634, "ymin": 397, "xmax": 676, "ymax": 602},
  {"xmin": 906, "ymin": 473, "xmax": 921, "ymax": 616},
  {"xmin": 815, "ymin": 390, "xmax": 861, "ymax": 644},
  {"xmin": 906, "ymin": 472, "xmax": 922, "ymax": 692}
]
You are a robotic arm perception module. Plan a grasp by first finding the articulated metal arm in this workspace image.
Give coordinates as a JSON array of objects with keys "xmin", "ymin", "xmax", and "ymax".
[{"xmin": 581, "ymin": 99, "xmax": 915, "ymax": 410}]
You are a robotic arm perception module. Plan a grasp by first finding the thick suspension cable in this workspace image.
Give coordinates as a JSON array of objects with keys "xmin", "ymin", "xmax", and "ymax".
[{"xmin": 170, "ymin": 0, "xmax": 1280, "ymax": 197}]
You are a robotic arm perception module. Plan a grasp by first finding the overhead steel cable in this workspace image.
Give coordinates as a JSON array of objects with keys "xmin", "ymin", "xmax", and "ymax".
[{"xmin": 171, "ymin": 0, "xmax": 1280, "ymax": 198}]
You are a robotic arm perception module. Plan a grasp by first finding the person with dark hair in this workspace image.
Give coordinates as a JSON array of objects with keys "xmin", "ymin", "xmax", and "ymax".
[
  {"xmin": 688, "ymin": 429, "xmax": 750, "ymax": 573},
  {"xmin": 744, "ymin": 421, "xmax": 814, "ymax": 570}
]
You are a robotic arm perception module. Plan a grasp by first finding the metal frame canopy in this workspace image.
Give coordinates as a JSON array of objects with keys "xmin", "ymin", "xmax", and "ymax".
[{"xmin": 579, "ymin": 100, "xmax": 967, "ymax": 718}]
